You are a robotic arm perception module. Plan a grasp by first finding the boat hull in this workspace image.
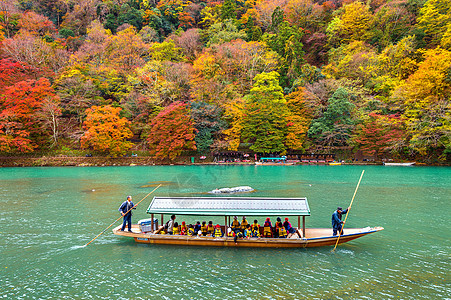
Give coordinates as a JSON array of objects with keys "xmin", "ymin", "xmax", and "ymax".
[{"xmin": 113, "ymin": 226, "xmax": 383, "ymax": 248}]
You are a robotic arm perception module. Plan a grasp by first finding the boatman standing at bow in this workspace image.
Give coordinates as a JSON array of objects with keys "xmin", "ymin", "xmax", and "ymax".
[
  {"xmin": 119, "ymin": 195, "xmax": 136, "ymax": 231},
  {"xmin": 332, "ymin": 206, "xmax": 349, "ymax": 236}
]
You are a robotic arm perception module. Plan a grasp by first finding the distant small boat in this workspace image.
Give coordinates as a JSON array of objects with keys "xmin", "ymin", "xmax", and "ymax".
[
  {"xmin": 383, "ymin": 162, "xmax": 416, "ymax": 166},
  {"xmin": 329, "ymin": 162, "xmax": 342, "ymax": 166}
]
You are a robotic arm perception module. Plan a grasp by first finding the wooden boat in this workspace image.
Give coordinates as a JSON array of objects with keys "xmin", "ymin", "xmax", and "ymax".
[
  {"xmin": 255, "ymin": 157, "xmax": 294, "ymax": 165},
  {"xmin": 383, "ymin": 162, "xmax": 415, "ymax": 166},
  {"xmin": 113, "ymin": 197, "xmax": 383, "ymax": 248}
]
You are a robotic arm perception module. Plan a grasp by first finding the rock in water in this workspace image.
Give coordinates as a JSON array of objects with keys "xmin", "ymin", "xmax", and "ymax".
[{"xmin": 208, "ymin": 186, "xmax": 254, "ymax": 194}]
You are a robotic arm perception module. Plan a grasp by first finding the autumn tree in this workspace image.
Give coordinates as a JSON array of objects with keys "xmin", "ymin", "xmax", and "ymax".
[
  {"xmin": 17, "ymin": 11, "xmax": 56, "ymax": 37},
  {"xmin": 223, "ymin": 97, "xmax": 245, "ymax": 150},
  {"xmin": 170, "ymin": 28, "xmax": 203, "ymax": 61},
  {"xmin": 0, "ymin": 78, "xmax": 60, "ymax": 152},
  {"xmin": 326, "ymin": 1, "xmax": 375, "ymax": 47},
  {"xmin": 0, "ymin": 59, "xmax": 36, "ymax": 94},
  {"xmin": 55, "ymin": 66, "xmax": 102, "ymax": 126},
  {"xmin": 80, "ymin": 105, "xmax": 133, "ymax": 157},
  {"xmin": 393, "ymin": 47, "xmax": 451, "ymax": 156},
  {"xmin": 323, "ymin": 41, "xmax": 378, "ymax": 87},
  {"xmin": 417, "ymin": 0, "xmax": 451, "ymax": 46},
  {"xmin": 205, "ymin": 19, "xmax": 246, "ymax": 47},
  {"xmin": 190, "ymin": 40, "xmax": 279, "ymax": 104},
  {"xmin": 60, "ymin": 0, "xmax": 98, "ymax": 36},
  {"xmin": 372, "ymin": 2, "xmax": 415, "ymax": 49},
  {"xmin": 353, "ymin": 113, "xmax": 406, "ymax": 159},
  {"xmin": 2, "ymin": 30, "xmax": 69, "ymax": 73},
  {"xmin": 146, "ymin": 102, "xmax": 196, "ymax": 161},
  {"xmin": 285, "ymin": 87, "xmax": 312, "ymax": 150}
]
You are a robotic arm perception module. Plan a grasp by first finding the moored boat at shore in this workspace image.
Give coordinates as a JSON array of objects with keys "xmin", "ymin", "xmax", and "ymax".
[
  {"xmin": 113, "ymin": 196, "xmax": 383, "ymax": 248},
  {"xmin": 383, "ymin": 162, "xmax": 416, "ymax": 166}
]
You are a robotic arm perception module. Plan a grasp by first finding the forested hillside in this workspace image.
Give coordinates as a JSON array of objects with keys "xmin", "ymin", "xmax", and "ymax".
[{"xmin": 0, "ymin": 0, "xmax": 449, "ymax": 162}]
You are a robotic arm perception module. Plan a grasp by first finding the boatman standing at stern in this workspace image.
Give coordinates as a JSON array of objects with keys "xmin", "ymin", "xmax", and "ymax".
[
  {"xmin": 119, "ymin": 195, "xmax": 136, "ymax": 231},
  {"xmin": 332, "ymin": 206, "xmax": 349, "ymax": 236}
]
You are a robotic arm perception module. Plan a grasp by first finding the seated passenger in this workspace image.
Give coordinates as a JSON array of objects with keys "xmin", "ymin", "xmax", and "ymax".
[
  {"xmin": 263, "ymin": 217, "xmax": 273, "ymax": 238},
  {"xmin": 252, "ymin": 226, "xmax": 261, "ymax": 238},
  {"xmin": 180, "ymin": 221, "xmax": 187, "ymax": 235},
  {"xmin": 274, "ymin": 217, "xmax": 283, "ymax": 238},
  {"xmin": 213, "ymin": 224, "xmax": 223, "ymax": 237},
  {"xmin": 227, "ymin": 228, "xmax": 234, "ymax": 237},
  {"xmin": 187, "ymin": 224, "xmax": 195, "ymax": 236},
  {"xmin": 230, "ymin": 216, "xmax": 241, "ymax": 234},
  {"xmin": 251, "ymin": 220, "xmax": 260, "ymax": 232},
  {"xmin": 207, "ymin": 221, "xmax": 215, "ymax": 236},
  {"xmin": 173, "ymin": 222, "xmax": 180, "ymax": 235},
  {"xmin": 194, "ymin": 221, "xmax": 201, "ymax": 235},
  {"xmin": 234, "ymin": 230, "xmax": 243, "ymax": 244},
  {"xmin": 244, "ymin": 224, "xmax": 252, "ymax": 240},
  {"xmin": 283, "ymin": 217, "xmax": 296, "ymax": 237},
  {"xmin": 240, "ymin": 216, "xmax": 249, "ymax": 232},
  {"xmin": 201, "ymin": 221, "xmax": 208, "ymax": 236},
  {"xmin": 278, "ymin": 223, "xmax": 287, "ymax": 238}
]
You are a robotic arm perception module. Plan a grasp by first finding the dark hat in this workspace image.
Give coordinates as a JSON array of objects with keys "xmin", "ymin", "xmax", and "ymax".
[
  {"xmin": 337, "ymin": 207, "xmax": 343, "ymax": 211},
  {"xmin": 277, "ymin": 217, "xmax": 281, "ymax": 221}
]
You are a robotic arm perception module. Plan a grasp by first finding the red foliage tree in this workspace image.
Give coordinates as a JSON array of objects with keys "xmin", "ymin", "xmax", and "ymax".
[
  {"xmin": 353, "ymin": 113, "xmax": 406, "ymax": 158},
  {"xmin": 146, "ymin": 102, "xmax": 196, "ymax": 161},
  {"xmin": 0, "ymin": 59, "xmax": 35, "ymax": 94},
  {"xmin": 0, "ymin": 78, "xmax": 59, "ymax": 152}
]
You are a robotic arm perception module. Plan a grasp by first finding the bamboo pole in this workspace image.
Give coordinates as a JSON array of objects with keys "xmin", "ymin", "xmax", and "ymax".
[
  {"xmin": 84, "ymin": 184, "xmax": 162, "ymax": 247},
  {"xmin": 332, "ymin": 170, "xmax": 365, "ymax": 252}
]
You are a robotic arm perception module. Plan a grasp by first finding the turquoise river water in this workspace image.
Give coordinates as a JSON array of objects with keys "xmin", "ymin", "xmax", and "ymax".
[{"xmin": 0, "ymin": 165, "xmax": 450, "ymax": 299}]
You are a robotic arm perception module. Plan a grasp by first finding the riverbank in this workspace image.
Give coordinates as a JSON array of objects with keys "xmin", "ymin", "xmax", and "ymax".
[{"xmin": 0, "ymin": 156, "xmax": 448, "ymax": 167}]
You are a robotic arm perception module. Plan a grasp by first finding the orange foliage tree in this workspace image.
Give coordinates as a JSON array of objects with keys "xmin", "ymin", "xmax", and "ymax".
[
  {"xmin": 146, "ymin": 102, "xmax": 196, "ymax": 161},
  {"xmin": 81, "ymin": 105, "xmax": 133, "ymax": 157}
]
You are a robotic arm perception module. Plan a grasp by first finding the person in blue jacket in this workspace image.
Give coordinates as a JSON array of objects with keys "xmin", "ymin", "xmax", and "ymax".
[
  {"xmin": 119, "ymin": 195, "xmax": 135, "ymax": 231},
  {"xmin": 332, "ymin": 206, "xmax": 349, "ymax": 236}
]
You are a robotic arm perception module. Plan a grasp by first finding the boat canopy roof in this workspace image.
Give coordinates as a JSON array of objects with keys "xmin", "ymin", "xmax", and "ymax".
[{"xmin": 146, "ymin": 197, "xmax": 310, "ymax": 216}]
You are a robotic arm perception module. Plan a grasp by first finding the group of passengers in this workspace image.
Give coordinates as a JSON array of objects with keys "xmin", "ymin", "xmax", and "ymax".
[{"xmin": 165, "ymin": 215, "xmax": 297, "ymax": 241}]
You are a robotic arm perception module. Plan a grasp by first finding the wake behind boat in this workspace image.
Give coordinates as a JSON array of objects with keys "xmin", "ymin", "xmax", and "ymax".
[{"xmin": 112, "ymin": 196, "xmax": 383, "ymax": 248}]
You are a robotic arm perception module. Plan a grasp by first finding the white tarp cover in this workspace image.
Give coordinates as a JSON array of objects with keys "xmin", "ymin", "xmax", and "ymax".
[{"xmin": 146, "ymin": 197, "xmax": 310, "ymax": 216}]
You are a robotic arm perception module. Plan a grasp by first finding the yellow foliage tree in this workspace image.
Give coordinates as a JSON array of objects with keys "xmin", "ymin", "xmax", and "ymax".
[
  {"xmin": 326, "ymin": 2, "xmax": 374, "ymax": 46},
  {"xmin": 285, "ymin": 87, "xmax": 312, "ymax": 150},
  {"xmin": 418, "ymin": 0, "xmax": 451, "ymax": 45},
  {"xmin": 393, "ymin": 47, "xmax": 451, "ymax": 155},
  {"xmin": 223, "ymin": 98, "xmax": 245, "ymax": 150}
]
